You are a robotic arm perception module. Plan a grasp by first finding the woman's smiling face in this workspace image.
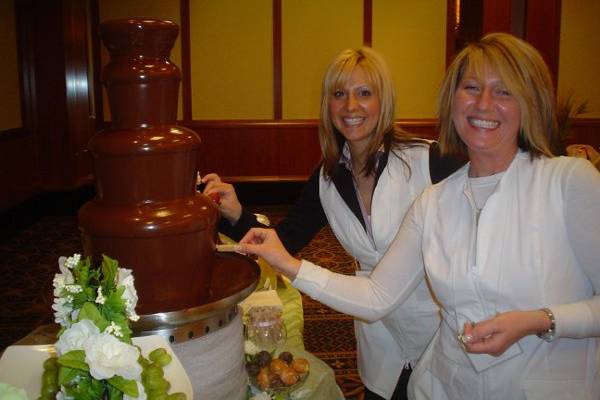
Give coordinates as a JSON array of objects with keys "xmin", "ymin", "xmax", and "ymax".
[
  {"xmin": 452, "ymin": 64, "xmax": 521, "ymax": 160},
  {"xmin": 328, "ymin": 66, "xmax": 380, "ymax": 151}
]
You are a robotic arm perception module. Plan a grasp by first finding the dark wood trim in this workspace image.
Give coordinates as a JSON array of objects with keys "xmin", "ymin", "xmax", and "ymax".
[
  {"xmin": 180, "ymin": 0, "xmax": 192, "ymax": 122},
  {"xmin": 569, "ymin": 118, "xmax": 600, "ymax": 128},
  {"xmin": 185, "ymin": 119, "xmax": 318, "ymax": 129},
  {"xmin": 272, "ymin": 0, "xmax": 282, "ymax": 119},
  {"xmin": 0, "ymin": 127, "xmax": 30, "ymax": 140},
  {"xmin": 568, "ymin": 118, "xmax": 600, "ymax": 150},
  {"xmin": 445, "ymin": 0, "xmax": 457, "ymax": 67},
  {"xmin": 525, "ymin": 0, "xmax": 561, "ymax": 88},
  {"xmin": 184, "ymin": 119, "xmax": 439, "ymax": 184},
  {"xmin": 220, "ymin": 175, "xmax": 309, "ymax": 183},
  {"xmin": 482, "ymin": 0, "xmax": 512, "ymax": 34},
  {"xmin": 89, "ymin": 0, "xmax": 103, "ymax": 131},
  {"xmin": 63, "ymin": 0, "xmax": 94, "ymax": 185},
  {"xmin": 185, "ymin": 118, "xmax": 438, "ymax": 130},
  {"xmin": 185, "ymin": 118, "xmax": 599, "ymax": 184},
  {"xmin": 363, "ymin": 0, "xmax": 372, "ymax": 47},
  {"xmin": 15, "ymin": 0, "xmax": 37, "ymax": 134}
]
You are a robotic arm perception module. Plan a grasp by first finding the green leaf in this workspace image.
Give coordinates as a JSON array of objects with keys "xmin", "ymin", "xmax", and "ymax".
[
  {"xmin": 75, "ymin": 257, "xmax": 92, "ymax": 289},
  {"xmin": 58, "ymin": 365, "xmax": 86, "ymax": 386},
  {"xmin": 107, "ymin": 384, "xmax": 124, "ymax": 400},
  {"xmin": 101, "ymin": 254, "xmax": 119, "ymax": 288},
  {"xmin": 102, "ymin": 286, "xmax": 127, "ymax": 320},
  {"xmin": 58, "ymin": 350, "xmax": 89, "ymax": 372},
  {"xmin": 64, "ymin": 375, "xmax": 105, "ymax": 400},
  {"xmin": 78, "ymin": 302, "xmax": 109, "ymax": 331},
  {"xmin": 71, "ymin": 291, "xmax": 92, "ymax": 309},
  {"xmin": 108, "ymin": 375, "xmax": 139, "ymax": 397}
]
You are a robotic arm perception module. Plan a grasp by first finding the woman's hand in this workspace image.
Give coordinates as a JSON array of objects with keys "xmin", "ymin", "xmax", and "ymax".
[
  {"xmin": 200, "ymin": 173, "xmax": 242, "ymax": 224},
  {"xmin": 462, "ymin": 310, "xmax": 551, "ymax": 357},
  {"xmin": 239, "ymin": 228, "xmax": 302, "ymax": 280}
]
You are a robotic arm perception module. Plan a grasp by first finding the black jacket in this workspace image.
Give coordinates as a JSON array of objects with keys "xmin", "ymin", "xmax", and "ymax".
[{"xmin": 218, "ymin": 142, "xmax": 466, "ymax": 254}]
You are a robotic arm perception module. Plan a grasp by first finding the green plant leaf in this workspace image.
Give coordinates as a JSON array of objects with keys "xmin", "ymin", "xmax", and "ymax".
[
  {"xmin": 58, "ymin": 365, "xmax": 87, "ymax": 385},
  {"xmin": 102, "ymin": 286, "xmax": 127, "ymax": 319},
  {"xmin": 58, "ymin": 350, "xmax": 89, "ymax": 371},
  {"xmin": 107, "ymin": 384, "xmax": 125, "ymax": 400},
  {"xmin": 64, "ymin": 375, "xmax": 105, "ymax": 400},
  {"xmin": 71, "ymin": 290, "xmax": 92, "ymax": 309},
  {"xmin": 108, "ymin": 375, "xmax": 139, "ymax": 397},
  {"xmin": 75, "ymin": 257, "xmax": 92, "ymax": 289},
  {"xmin": 101, "ymin": 254, "xmax": 119, "ymax": 288},
  {"xmin": 78, "ymin": 302, "xmax": 109, "ymax": 331}
]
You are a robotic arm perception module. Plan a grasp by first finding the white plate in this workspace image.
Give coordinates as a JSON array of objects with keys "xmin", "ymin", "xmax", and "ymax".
[{"xmin": 0, "ymin": 335, "xmax": 193, "ymax": 399}]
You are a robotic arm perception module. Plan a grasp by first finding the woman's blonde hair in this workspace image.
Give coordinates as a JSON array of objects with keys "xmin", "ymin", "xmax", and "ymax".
[
  {"xmin": 437, "ymin": 32, "xmax": 556, "ymax": 158},
  {"xmin": 319, "ymin": 47, "xmax": 416, "ymax": 179}
]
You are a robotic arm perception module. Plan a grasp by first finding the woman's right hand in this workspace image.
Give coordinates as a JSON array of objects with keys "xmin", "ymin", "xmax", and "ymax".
[
  {"xmin": 239, "ymin": 228, "xmax": 301, "ymax": 280},
  {"xmin": 200, "ymin": 173, "xmax": 242, "ymax": 224}
]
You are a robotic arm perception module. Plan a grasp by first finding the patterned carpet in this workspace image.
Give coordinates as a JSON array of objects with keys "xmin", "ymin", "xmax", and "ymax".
[
  {"xmin": 0, "ymin": 209, "xmax": 366, "ymax": 399},
  {"xmin": 296, "ymin": 225, "xmax": 364, "ymax": 400}
]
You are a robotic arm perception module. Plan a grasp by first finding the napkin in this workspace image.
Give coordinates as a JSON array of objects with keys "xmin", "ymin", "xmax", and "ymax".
[{"xmin": 238, "ymin": 290, "xmax": 283, "ymax": 315}]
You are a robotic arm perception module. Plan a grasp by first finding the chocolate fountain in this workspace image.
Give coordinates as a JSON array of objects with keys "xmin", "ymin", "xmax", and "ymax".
[{"xmin": 78, "ymin": 19, "xmax": 259, "ymax": 344}]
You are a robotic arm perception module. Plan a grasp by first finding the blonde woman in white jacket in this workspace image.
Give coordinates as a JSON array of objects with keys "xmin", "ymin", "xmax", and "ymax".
[
  {"xmin": 239, "ymin": 33, "xmax": 600, "ymax": 399},
  {"xmin": 202, "ymin": 48, "xmax": 465, "ymax": 399}
]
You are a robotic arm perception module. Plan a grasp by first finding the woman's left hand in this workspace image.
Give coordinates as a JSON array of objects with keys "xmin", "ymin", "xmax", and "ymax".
[{"xmin": 462, "ymin": 310, "xmax": 550, "ymax": 356}]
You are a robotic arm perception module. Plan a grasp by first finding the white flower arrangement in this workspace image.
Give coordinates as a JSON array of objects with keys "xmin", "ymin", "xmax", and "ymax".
[{"xmin": 42, "ymin": 253, "xmax": 184, "ymax": 400}]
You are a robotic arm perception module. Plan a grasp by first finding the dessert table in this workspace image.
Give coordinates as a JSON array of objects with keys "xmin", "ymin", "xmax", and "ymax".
[
  {"xmin": 3, "ymin": 257, "xmax": 344, "ymax": 400},
  {"xmin": 251, "ymin": 260, "xmax": 344, "ymax": 399}
]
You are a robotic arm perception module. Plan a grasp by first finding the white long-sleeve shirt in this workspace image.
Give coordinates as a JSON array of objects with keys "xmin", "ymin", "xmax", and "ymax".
[{"xmin": 294, "ymin": 153, "xmax": 600, "ymax": 399}]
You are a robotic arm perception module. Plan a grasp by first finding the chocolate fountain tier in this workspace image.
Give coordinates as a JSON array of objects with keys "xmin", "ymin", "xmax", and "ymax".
[
  {"xmin": 132, "ymin": 252, "xmax": 260, "ymax": 342},
  {"xmin": 79, "ymin": 194, "xmax": 218, "ymax": 314},
  {"xmin": 79, "ymin": 19, "xmax": 258, "ymax": 317}
]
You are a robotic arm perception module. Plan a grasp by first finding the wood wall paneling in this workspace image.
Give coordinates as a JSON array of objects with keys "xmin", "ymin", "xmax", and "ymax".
[
  {"xmin": 482, "ymin": 0, "xmax": 512, "ymax": 34},
  {"xmin": 89, "ymin": 0, "xmax": 104, "ymax": 132},
  {"xmin": 180, "ymin": 0, "xmax": 192, "ymax": 122},
  {"xmin": 568, "ymin": 119, "xmax": 600, "ymax": 150},
  {"xmin": 186, "ymin": 118, "xmax": 598, "ymax": 182},
  {"xmin": 1, "ymin": 0, "xmax": 40, "ymax": 211},
  {"xmin": 63, "ymin": 0, "xmax": 94, "ymax": 188},
  {"xmin": 0, "ymin": 0, "xmax": 22, "ymax": 131},
  {"xmin": 525, "ymin": 0, "xmax": 561, "ymax": 86},
  {"xmin": 186, "ymin": 121, "xmax": 321, "ymax": 181},
  {"xmin": 363, "ymin": 0, "xmax": 372, "ymax": 46},
  {"xmin": 0, "ymin": 128, "xmax": 39, "ymax": 210},
  {"xmin": 10, "ymin": 0, "xmax": 94, "ymax": 194},
  {"xmin": 30, "ymin": 1, "xmax": 69, "ymax": 190}
]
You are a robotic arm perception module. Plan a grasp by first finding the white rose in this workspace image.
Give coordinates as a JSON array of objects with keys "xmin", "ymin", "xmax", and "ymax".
[
  {"xmin": 55, "ymin": 319, "xmax": 100, "ymax": 356},
  {"xmin": 124, "ymin": 380, "xmax": 147, "ymax": 400},
  {"xmin": 84, "ymin": 332, "xmax": 142, "ymax": 381},
  {"xmin": 117, "ymin": 268, "xmax": 140, "ymax": 320}
]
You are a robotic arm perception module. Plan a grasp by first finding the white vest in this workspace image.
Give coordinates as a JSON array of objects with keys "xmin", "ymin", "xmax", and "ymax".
[
  {"xmin": 410, "ymin": 152, "xmax": 600, "ymax": 400},
  {"xmin": 319, "ymin": 146, "xmax": 440, "ymax": 398}
]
